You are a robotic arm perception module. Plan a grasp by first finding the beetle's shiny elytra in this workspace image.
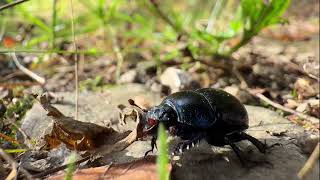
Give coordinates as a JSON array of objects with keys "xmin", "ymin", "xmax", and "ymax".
[{"xmin": 142, "ymin": 88, "xmax": 266, "ymax": 164}]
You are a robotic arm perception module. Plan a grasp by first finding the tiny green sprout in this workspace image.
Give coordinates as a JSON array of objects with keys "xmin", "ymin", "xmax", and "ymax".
[
  {"xmin": 65, "ymin": 152, "xmax": 77, "ymax": 180},
  {"xmin": 291, "ymin": 88, "xmax": 298, "ymax": 99},
  {"xmin": 157, "ymin": 123, "xmax": 170, "ymax": 180}
]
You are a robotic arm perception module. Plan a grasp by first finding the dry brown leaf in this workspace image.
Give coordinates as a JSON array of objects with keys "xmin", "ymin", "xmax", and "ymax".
[
  {"xmin": 287, "ymin": 115, "xmax": 319, "ymax": 131},
  {"xmin": 49, "ymin": 156, "xmax": 171, "ymax": 180},
  {"xmin": 132, "ymin": 96, "xmax": 152, "ymax": 110},
  {"xmin": 39, "ymin": 93, "xmax": 141, "ymax": 151}
]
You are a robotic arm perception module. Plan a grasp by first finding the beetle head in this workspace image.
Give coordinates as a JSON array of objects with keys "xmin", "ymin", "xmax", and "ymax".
[
  {"xmin": 127, "ymin": 99, "xmax": 175, "ymax": 136},
  {"xmin": 144, "ymin": 104, "xmax": 175, "ymax": 134}
]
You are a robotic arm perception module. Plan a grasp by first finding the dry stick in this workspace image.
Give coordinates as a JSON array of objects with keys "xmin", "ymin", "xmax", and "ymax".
[
  {"xmin": 0, "ymin": 0, "xmax": 29, "ymax": 11},
  {"xmin": 253, "ymin": 93, "xmax": 319, "ymax": 124},
  {"xmin": 1, "ymin": 49, "xmax": 105, "ymax": 54},
  {"xmin": 0, "ymin": 148, "xmax": 33, "ymax": 180},
  {"xmin": 298, "ymin": 143, "xmax": 320, "ymax": 179},
  {"xmin": 232, "ymin": 68, "xmax": 319, "ymax": 124},
  {"xmin": 110, "ymin": 27, "xmax": 124, "ymax": 83},
  {"xmin": 32, "ymin": 155, "xmax": 91, "ymax": 178},
  {"xmin": 10, "ymin": 53, "xmax": 46, "ymax": 85},
  {"xmin": 0, "ymin": 132, "xmax": 20, "ymax": 146},
  {"xmin": 69, "ymin": 0, "xmax": 79, "ymax": 120}
]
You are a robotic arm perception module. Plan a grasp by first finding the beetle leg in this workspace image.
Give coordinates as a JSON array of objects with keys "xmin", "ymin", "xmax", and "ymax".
[
  {"xmin": 238, "ymin": 132, "xmax": 266, "ymax": 153},
  {"xmin": 144, "ymin": 136, "xmax": 157, "ymax": 157},
  {"xmin": 224, "ymin": 136, "xmax": 245, "ymax": 165},
  {"xmin": 173, "ymin": 133, "xmax": 204, "ymax": 155}
]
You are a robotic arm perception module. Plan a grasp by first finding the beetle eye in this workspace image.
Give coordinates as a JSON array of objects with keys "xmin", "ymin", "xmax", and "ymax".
[{"xmin": 147, "ymin": 118, "xmax": 157, "ymax": 126}]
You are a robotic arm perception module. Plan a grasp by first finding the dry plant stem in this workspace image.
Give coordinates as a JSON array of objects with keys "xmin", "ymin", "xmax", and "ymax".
[
  {"xmin": 110, "ymin": 27, "xmax": 124, "ymax": 83},
  {"xmin": 298, "ymin": 143, "xmax": 320, "ymax": 179},
  {"xmin": 253, "ymin": 93, "xmax": 319, "ymax": 123},
  {"xmin": 206, "ymin": 0, "xmax": 223, "ymax": 32},
  {"xmin": 0, "ymin": 132, "xmax": 20, "ymax": 146},
  {"xmin": 0, "ymin": 0, "xmax": 29, "ymax": 11},
  {"xmin": 0, "ymin": 148, "xmax": 33, "ymax": 180},
  {"xmin": 32, "ymin": 155, "xmax": 91, "ymax": 178},
  {"xmin": 10, "ymin": 53, "xmax": 46, "ymax": 85},
  {"xmin": 1, "ymin": 49, "xmax": 105, "ymax": 54},
  {"xmin": 232, "ymin": 68, "xmax": 319, "ymax": 123},
  {"xmin": 69, "ymin": 0, "xmax": 79, "ymax": 120}
]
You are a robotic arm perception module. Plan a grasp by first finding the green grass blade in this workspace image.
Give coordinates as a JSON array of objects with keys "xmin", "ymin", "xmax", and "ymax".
[
  {"xmin": 157, "ymin": 123, "xmax": 170, "ymax": 180},
  {"xmin": 4, "ymin": 149, "xmax": 27, "ymax": 153},
  {"xmin": 65, "ymin": 152, "xmax": 76, "ymax": 180}
]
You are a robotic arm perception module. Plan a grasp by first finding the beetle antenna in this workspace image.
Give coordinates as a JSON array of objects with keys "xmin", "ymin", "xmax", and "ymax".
[{"xmin": 128, "ymin": 99, "xmax": 147, "ymax": 112}]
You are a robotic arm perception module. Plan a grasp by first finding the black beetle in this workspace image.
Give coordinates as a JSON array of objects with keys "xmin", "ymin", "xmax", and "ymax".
[{"xmin": 130, "ymin": 88, "xmax": 266, "ymax": 164}]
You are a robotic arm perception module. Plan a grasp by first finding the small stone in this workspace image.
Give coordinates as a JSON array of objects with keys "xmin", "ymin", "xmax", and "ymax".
[
  {"xmin": 160, "ymin": 67, "xmax": 193, "ymax": 93},
  {"xmin": 294, "ymin": 78, "xmax": 319, "ymax": 98},
  {"xmin": 150, "ymin": 82, "xmax": 162, "ymax": 93},
  {"xmin": 118, "ymin": 70, "xmax": 138, "ymax": 84},
  {"xmin": 296, "ymin": 102, "xmax": 309, "ymax": 113},
  {"xmin": 223, "ymin": 85, "xmax": 251, "ymax": 103},
  {"xmin": 284, "ymin": 99, "xmax": 299, "ymax": 109},
  {"xmin": 298, "ymin": 132, "xmax": 320, "ymax": 154}
]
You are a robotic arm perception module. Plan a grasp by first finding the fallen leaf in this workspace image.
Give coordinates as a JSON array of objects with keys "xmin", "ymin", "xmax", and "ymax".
[
  {"xmin": 49, "ymin": 156, "xmax": 172, "ymax": 180},
  {"xmin": 39, "ymin": 93, "xmax": 143, "ymax": 151}
]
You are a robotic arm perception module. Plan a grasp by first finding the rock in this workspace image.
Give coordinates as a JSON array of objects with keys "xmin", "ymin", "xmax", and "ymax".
[
  {"xmin": 21, "ymin": 86, "xmax": 319, "ymax": 180},
  {"xmin": 20, "ymin": 146, "xmax": 74, "ymax": 172},
  {"xmin": 136, "ymin": 61, "xmax": 157, "ymax": 83},
  {"xmin": 160, "ymin": 67, "xmax": 193, "ymax": 93},
  {"xmin": 118, "ymin": 70, "xmax": 138, "ymax": 84},
  {"xmin": 297, "ymin": 132, "xmax": 320, "ymax": 154},
  {"xmin": 223, "ymin": 85, "xmax": 252, "ymax": 103},
  {"xmin": 302, "ymin": 56, "xmax": 320, "ymax": 80}
]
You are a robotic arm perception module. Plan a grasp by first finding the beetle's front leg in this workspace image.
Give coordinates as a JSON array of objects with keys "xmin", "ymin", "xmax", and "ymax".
[{"xmin": 144, "ymin": 136, "xmax": 157, "ymax": 157}]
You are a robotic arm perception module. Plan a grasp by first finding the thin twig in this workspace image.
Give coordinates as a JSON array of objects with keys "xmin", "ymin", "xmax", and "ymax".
[
  {"xmin": 109, "ymin": 27, "xmax": 124, "ymax": 83},
  {"xmin": 33, "ymin": 154, "xmax": 91, "ymax": 178},
  {"xmin": 206, "ymin": 0, "xmax": 223, "ymax": 32},
  {"xmin": 0, "ymin": 0, "xmax": 29, "ymax": 12},
  {"xmin": 232, "ymin": 67, "xmax": 248, "ymax": 89},
  {"xmin": 232, "ymin": 66, "xmax": 319, "ymax": 124},
  {"xmin": 69, "ymin": 0, "xmax": 79, "ymax": 120},
  {"xmin": 0, "ymin": 132, "xmax": 20, "ymax": 146},
  {"xmin": 51, "ymin": 0, "xmax": 57, "ymax": 49},
  {"xmin": 252, "ymin": 92, "xmax": 319, "ymax": 123},
  {"xmin": 1, "ymin": 49, "xmax": 105, "ymax": 54},
  {"xmin": 10, "ymin": 53, "xmax": 46, "ymax": 85},
  {"xmin": 298, "ymin": 143, "xmax": 320, "ymax": 179},
  {"xmin": 0, "ymin": 148, "xmax": 33, "ymax": 180},
  {"xmin": 0, "ymin": 17, "xmax": 7, "ymax": 42}
]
